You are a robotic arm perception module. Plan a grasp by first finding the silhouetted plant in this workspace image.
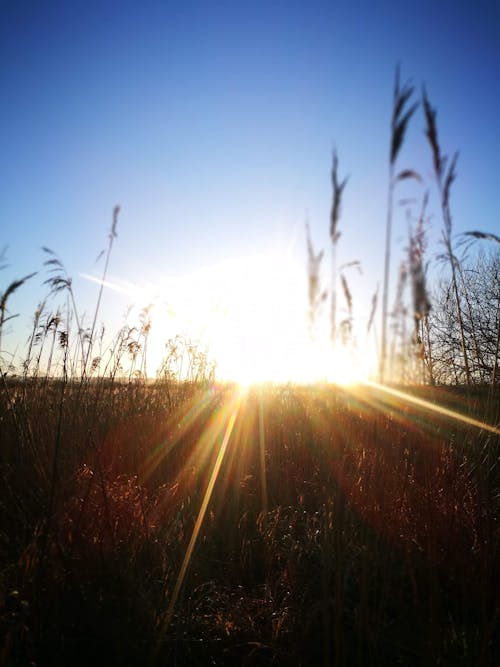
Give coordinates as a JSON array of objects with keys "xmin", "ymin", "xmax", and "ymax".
[
  {"xmin": 329, "ymin": 150, "xmax": 348, "ymax": 347},
  {"xmin": 306, "ymin": 220, "xmax": 327, "ymax": 341},
  {"xmin": 380, "ymin": 67, "xmax": 419, "ymax": 382}
]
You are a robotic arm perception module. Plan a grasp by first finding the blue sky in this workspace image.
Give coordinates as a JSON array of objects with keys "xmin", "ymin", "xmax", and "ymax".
[{"xmin": 1, "ymin": 0, "xmax": 499, "ymax": 378}]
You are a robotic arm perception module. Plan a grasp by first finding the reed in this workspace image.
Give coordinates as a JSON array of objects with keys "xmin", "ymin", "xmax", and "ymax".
[
  {"xmin": 305, "ymin": 220, "xmax": 326, "ymax": 341},
  {"xmin": 329, "ymin": 150, "xmax": 348, "ymax": 347},
  {"xmin": 380, "ymin": 66, "xmax": 419, "ymax": 382},
  {"xmin": 83, "ymin": 205, "xmax": 120, "ymax": 379}
]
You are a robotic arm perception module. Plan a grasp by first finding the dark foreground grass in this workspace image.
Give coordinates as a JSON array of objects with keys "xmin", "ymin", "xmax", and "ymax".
[{"xmin": 1, "ymin": 379, "xmax": 499, "ymax": 666}]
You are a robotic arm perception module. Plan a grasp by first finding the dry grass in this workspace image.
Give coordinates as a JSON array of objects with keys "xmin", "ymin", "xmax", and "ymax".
[{"xmin": 0, "ymin": 381, "xmax": 498, "ymax": 665}]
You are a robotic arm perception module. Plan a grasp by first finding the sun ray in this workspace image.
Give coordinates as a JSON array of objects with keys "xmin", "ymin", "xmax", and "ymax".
[
  {"xmin": 158, "ymin": 392, "xmax": 241, "ymax": 636},
  {"xmin": 139, "ymin": 388, "xmax": 216, "ymax": 484},
  {"xmin": 258, "ymin": 390, "xmax": 268, "ymax": 515},
  {"xmin": 363, "ymin": 380, "xmax": 500, "ymax": 436}
]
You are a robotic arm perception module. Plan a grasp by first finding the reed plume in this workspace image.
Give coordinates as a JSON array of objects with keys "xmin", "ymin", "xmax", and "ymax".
[
  {"xmin": 380, "ymin": 66, "xmax": 419, "ymax": 382},
  {"xmin": 306, "ymin": 221, "xmax": 326, "ymax": 341},
  {"xmin": 422, "ymin": 87, "xmax": 471, "ymax": 385},
  {"xmin": 329, "ymin": 150, "xmax": 348, "ymax": 347}
]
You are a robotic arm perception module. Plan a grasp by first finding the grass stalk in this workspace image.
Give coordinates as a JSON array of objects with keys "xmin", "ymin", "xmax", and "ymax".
[
  {"xmin": 83, "ymin": 205, "xmax": 120, "ymax": 379},
  {"xmin": 380, "ymin": 66, "xmax": 418, "ymax": 382},
  {"xmin": 329, "ymin": 150, "xmax": 348, "ymax": 348}
]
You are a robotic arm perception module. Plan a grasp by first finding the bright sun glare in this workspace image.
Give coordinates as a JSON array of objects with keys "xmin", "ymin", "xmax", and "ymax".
[{"xmin": 102, "ymin": 251, "xmax": 376, "ymax": 386}]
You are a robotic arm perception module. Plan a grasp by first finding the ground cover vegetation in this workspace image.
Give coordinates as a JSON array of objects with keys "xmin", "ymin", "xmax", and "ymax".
[{"xmin": 0, "ymin": 70, "xmax": 499, "ymax": 665}]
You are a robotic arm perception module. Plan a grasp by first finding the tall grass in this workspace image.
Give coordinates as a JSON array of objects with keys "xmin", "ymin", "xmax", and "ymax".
[
  {"xmin": 380, "ymin": 66, "xmax": 419, "ymax": 382},
  {"xmin": 0, "ymin": 380, "xmax": 498, "ymax": 665},
  {"xmin": 329, "ymin": 150, "xmax": 348, "ymax": 347},
  {"xmin": 306, "ymin": 220, "xmax": 326, "ymax": 341}
]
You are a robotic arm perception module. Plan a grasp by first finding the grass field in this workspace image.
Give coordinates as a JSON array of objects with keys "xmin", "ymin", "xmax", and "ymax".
[
  {"xmin": 1, "ymin": 377, "xmax": 498, "ymax": 665},
  {"xmin": 1, "ymin": 64, "xmax": 499, "ymax": 665}
]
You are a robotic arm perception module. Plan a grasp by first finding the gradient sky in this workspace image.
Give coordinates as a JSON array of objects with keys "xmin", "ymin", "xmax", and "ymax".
[{"xmin": 1, "ymin": 0, "xmax": 499, "ymax": 378}]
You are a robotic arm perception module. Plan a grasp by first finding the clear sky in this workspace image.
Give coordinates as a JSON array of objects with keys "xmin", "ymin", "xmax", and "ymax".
[{"xmin": 1, "ymin": 0, "xmax": 499, "ymax": 380}]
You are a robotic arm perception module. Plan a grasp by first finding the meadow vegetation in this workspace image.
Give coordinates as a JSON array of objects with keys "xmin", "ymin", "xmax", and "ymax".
[{"xmin": 0, "ymin": 70, "xmax": 499, "ymax": 665}]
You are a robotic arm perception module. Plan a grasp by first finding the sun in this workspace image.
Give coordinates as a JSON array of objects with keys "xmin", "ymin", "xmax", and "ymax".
[
  {"xmin": 154, "ymin": 256, "xmax": 363, "ymax": 385},
  {"xmin": 122, "ymin": 250, "xmax": 375, "ymax": 386},
  {"xmin": 199, "ymin": 252, "xmax": 375, "ymax": 387},
  {"xmin": 199, "ymin": 252, "xmax": 308, "ymax": 384}
]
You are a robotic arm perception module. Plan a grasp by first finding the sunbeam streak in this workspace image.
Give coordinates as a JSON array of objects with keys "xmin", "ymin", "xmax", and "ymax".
[
  {"xmin": 364, "ymin": 380, "xmax": 500, "ymax": 436},
  {"xmin": 258, "ymin": 390, "xmax": 268, "ymax": 515},
  {"xmin": 158, "ymin": 396, "xmax": 240, "ymax": 636}
]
